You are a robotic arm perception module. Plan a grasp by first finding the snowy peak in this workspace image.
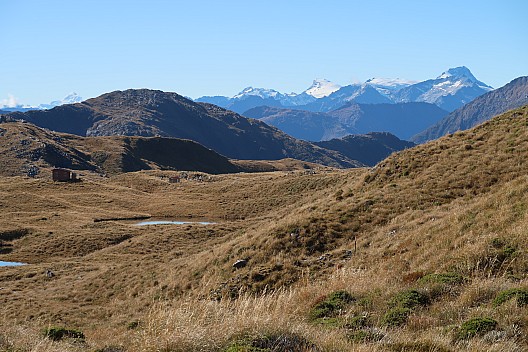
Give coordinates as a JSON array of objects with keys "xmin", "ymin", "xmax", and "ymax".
[
  {"xmin": 233, "ymin": 87, "xmax": 282, "ymax": 100},
  {"xmin": 304, "ymin": 79, "xmax": 341, "ymax": 98},
  {"xmin": 437, "ymin": 66, "xmax": 476, "ymax": 81},
  {"xmin": 365, "ymin": 77, "xmax": 416, "ymax": 90},
  {"xmin": 436, "ymin": 66, "xmax": 493, "ymax": 90},
  {"xmin": 393, "ymin": 67, "xmax": 494, "ymax": 111},
  {"xmin": 365, "ymin": 77, "xmax": 416, "ymax": 97},
  {"xmin": 60, "ymin": 92, "xmax": 83, "ymax": 104},
  {"xmin": 38, "ymin": 92, "xmax": 84, "ymax": 109}
]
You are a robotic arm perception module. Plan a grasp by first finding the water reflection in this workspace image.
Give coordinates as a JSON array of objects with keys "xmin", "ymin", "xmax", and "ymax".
[
  {"xmin": 0, "ymin": 261, "xmax": 26, "ymax": 267},
  {"xmin": 135, "ymin": 220, "xmax": 216, "ymax": 226}
]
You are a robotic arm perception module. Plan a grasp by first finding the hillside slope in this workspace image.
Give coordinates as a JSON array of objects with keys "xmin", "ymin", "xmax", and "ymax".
[
  {"xmin": 3, "ymin": 89, "xmax": 362, "ymax": 168},
  {"xmin": 412, "ymin": 76, "xmax": 528, "ymax": 143},
  {"xmin": 315, "ymin": 132, "xmax": 415, "ymax": 166},
  {"xmin": 0, "ymin": 122, "xmax": 244, "ymax": 176}
]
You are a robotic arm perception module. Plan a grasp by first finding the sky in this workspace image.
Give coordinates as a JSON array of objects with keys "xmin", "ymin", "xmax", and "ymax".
[{"xmin": 1, "ymin": 0, "xmax": 527, "ymax": 107}]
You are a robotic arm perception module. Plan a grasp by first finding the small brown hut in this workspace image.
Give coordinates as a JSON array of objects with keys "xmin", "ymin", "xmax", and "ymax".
[
  {"xmin": 52, "ymin": 168, "xmax": 77, "ymax": 182},
  {"xmin": 168, "ymin": 176, "xmax": 181, "ymax": 183}
]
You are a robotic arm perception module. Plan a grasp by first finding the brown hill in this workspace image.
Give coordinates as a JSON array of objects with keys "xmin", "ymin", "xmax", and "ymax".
[
  {"xmin": 412, "ymin": 76, "xmax": 528, "ymax": 143},
  {"xmin": 0, "ymin": 122, "xmax": 244, "ymax": 176},
  {"xmin": 3, "ymin": 89, "xmax": 363, "ymax": 168}
]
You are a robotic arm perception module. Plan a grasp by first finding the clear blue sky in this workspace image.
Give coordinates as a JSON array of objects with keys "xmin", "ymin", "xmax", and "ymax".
[{"xmin": 1, "ymin": 0, "xmax": 527, "ymax": 106}]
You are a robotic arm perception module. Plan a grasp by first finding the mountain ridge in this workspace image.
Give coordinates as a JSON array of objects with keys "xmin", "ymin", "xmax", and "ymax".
[
  {"xmin": 412, "ymin": 76, "xmax": 528, "ymax": 143},
  {"xmin": 196, "ymin": 66, "xmax": 492, "ymax": 113},
  {"xmin": 2, "ymin": 89, "xmax": 364, "ymax": 168}
]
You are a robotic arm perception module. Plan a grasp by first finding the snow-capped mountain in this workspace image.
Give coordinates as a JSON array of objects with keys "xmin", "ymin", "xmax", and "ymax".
[
  {"xmin": 195, "ymin": 67, "xmax": 493, "ymax": 114},
  {"xmin": 38, "ymin": 92, "xmax": 83, "ymax": 109},
  {"xmin": 1, "ymin": 93, "xmax": 84, "ymax": 112},
  {"xmin": 393, "ymin": 67, "xmax": 493, "ymax": 111},
  {"xmin": 300, "ymin": 84, "xmax": 393, "ymax": 112},
  {"xmin": 365, "ymin": 77, "xmax": 416, "ymax": 97},
  {"xmin": 231, "ymin": 86, "xmax": 316, "ymax": 107},
  {"xmin": 304, "ymin": 79, "xmax": 341, "ymax": 98},
  {"xmin": 197, "ymin": 85, "xmax": 317, "ymax": 113},
  {"xmin": 233, "ymin": 87, "xmax": 283, "ymax": 100}
]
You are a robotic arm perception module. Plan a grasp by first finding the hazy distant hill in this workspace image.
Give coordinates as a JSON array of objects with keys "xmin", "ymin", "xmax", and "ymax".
[
  {"xmin": 412, "ymin": 76, "xmax": 528, "ymax": 143},
  {"xmin": 243, "ymin": 106, "xmax": 332, "ymax": 141},
  {"xmin": 244, "ymin": 102, "xmax": 448, "ymax": 141},
  {"xmin": 3, "ymin": 89, "xmax": 363, "ymax": 168},
  {"xmin": 315, "ymin": 132, "xmax": 415, "ymax": 166}
]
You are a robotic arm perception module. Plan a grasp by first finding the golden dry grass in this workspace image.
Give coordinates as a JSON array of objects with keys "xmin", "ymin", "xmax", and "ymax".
[{"xmin": 0, "ymin": 106, "xmax": 527, "ymax": 351}]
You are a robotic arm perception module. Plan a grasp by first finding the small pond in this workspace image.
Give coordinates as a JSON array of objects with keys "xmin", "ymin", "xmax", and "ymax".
[
  {"xmin": 135, "ymin": 220, "xmax": 216, "ymax": 226},
  {"xmin": 0, "ymin": 261, "xmax": 26, "ymax": 267}
]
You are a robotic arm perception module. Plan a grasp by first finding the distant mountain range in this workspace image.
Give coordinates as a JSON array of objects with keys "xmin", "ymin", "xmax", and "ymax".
[
  {"xmin": 0, "ymin": 93, "xmax": 83, "ymax": 112},
  {"xmin": 412, "ymin": 76, "xmax": 528, "ymax": 143},
  {"xmin": 1, "ymin": 89, "xmax": 427, "ymax": 169},
  {"xmin": 2, "ymin": 89, "xmax": 364, "ymax": 168},
  {"xmin": 197, "ymin": 67, "xmax": 492, "ymax": 114},
  {"xmin": 245, "ymin": 102, "xmax": 448, "ymax": 141}
]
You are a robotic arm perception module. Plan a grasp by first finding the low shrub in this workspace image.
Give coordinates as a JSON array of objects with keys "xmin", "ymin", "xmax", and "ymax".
[
  {"xmin": 383, "ymin": 307, "xmax": 411, "ymax": 327},
  {"xmin": 389, "ymin": 289, "xmax": 430, "ymax": 309},
  {"xmin": 492, "ymin": 288, "xmax": 528, "ymax": 307},
  {"xmin": 43, "ymin": 327, "xmax": 85, "ymax": 341},
  {"xmin": 344, "ymin": 315, "xmax": 369, "ymax": 330},
  {"xmin": 386, "ymin": 341, "xmax": 452, "ymax": 352},
  {"xmin": 418, "ymin": 273, "xmax": 466, "ymax": 285},
  {"xmin": 455, "ymin": 317, "xmax": 497, "ymax": 340},
  {"xmin": 127, "ymin": 320, "xmax": 141, "ymax": 330},
  {"xmin": 95, "ymin": 347, "xmax": 125, "ymax": 352},
  {"xmin": 224, "ymin": 333, "xmax": 318, "ymax": 352},
  {"xmin": 347, "ymin": 328, "xmax": 384, "ymax": 343},
  {"xmin": 310, "ymin": 290, "xmax": 354, "ymax": 319}
]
